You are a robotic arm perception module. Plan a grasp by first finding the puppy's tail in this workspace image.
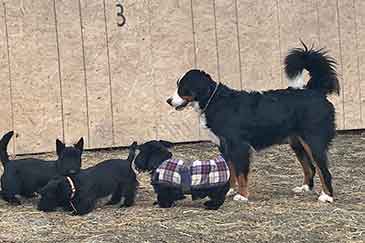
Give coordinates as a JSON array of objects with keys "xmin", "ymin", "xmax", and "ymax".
[
  {"xmin": 284, "ymin": 41, "xmax": 340, "ymax": 95},
  {"xmin": 0, "ymin": 131, "xmax": 14, "ymax": 165},
  {"xmin": 126, "ymin": 141, "xmax": 138, "ymax": 163}
]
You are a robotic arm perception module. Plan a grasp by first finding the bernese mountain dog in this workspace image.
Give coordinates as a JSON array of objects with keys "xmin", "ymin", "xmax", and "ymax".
[{"xmin": 166, "ymin": 43, "xmax": 339, "ymax": 203}]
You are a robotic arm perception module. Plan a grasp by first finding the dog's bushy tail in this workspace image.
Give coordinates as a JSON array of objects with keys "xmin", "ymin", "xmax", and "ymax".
[
  {"xmin": 0, "ymin": 131, "xmax": 14, "ymax": 165},
  {"xmin": 127, "ymin": 141, "xmax": 138, "ymax": 163},
  {"xmin": 284, "ymin": 41, "xmax": 340, "ymax": 95}
]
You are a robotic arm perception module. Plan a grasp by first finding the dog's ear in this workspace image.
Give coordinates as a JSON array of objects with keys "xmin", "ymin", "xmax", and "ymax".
[
  {"xmin": 56, "ymin": 139, "xmax": 66, "ymax": 157},
  {"xmin": 74, "ymin": 137, "xmax": 84, "ymax": 152},
  {"xmin": 158, "ymin": 140, "xmax": 174, "ymax": 148}
]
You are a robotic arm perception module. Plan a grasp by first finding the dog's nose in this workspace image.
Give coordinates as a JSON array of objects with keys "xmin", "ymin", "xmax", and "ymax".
[{"xmin": 166, "ymin": 97, "xmax": 173, "ymax": 106}]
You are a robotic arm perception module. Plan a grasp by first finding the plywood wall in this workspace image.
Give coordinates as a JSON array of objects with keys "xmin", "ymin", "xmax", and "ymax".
[{"xmin": 0, "ymin": 0, "xmax": 364, "ymax": 154}]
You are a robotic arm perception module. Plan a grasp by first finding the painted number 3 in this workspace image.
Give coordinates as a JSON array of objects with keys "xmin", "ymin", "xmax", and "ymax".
[{"xmin": 116, "ymin": 2, "xmax": 126, "ymax": 27}]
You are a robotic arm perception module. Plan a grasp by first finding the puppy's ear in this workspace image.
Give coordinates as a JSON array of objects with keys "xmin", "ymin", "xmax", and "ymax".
[
  {"xmin": 56, "ymin": 139, "xmax": 66, "ymax": 157},
  {"xmin": 149, "ymin": 151, "xmax": 172, "ymax": 170},
  {"xmin": 130, "ymin": 141, "xmax": 138, "ymax": 150},
  {"xmin": 158, "ymin": 140, "xmax": 174, "ymax": 148},
  {"xmin": 74, "ymin": 137, "xmax": 84, "ymax": 152}
]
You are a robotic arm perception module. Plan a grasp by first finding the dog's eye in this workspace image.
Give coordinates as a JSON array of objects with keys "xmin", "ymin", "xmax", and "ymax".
[{"xmin": 178, "ymin": 87, "xmax": 189, "ymax": 97}]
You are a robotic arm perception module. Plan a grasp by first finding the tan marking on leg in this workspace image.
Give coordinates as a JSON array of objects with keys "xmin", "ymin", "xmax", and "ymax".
[
  {"xmin": 288, "ymin": 137, "xmax": 312, "ymax": 186},
  {"xmin": 316, "ymin": 166, "xmax": 330, "ymax": 195},
  {"xmin": 237, "ymin": 175, "xmax": 249, "ymax": 198},
  {"xmin": 227, "ymin": 161, "xmax": 237, "ymax": 188},
  {"xmin": 300, "ymin": 161, "xmax": 311, "ymax": 185},
  {"xmin": 298, "ymin": 137, "xmax": 330, "ymax": 195}
]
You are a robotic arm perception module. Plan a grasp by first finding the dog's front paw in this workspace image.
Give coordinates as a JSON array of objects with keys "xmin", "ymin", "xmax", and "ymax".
[
  {"xmin": 292, "ymin": 184, "xmax": 312, "ymax": 193},
  {"xmin": 318, "ymin": 191, "xmax": 333, "ymax": 203},
  {"xmin": 233, "ymin": 194, "xmax": 248, "ymax": 203},
  {"xmin": 227, "ymin": 188, "xmax": 237, "ymax": 197}
]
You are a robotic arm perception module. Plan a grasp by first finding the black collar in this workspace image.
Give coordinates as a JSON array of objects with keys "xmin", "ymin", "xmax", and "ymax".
[{"xmin": 201, "ymin": 82, "xmax": 220, "ymax": 114}]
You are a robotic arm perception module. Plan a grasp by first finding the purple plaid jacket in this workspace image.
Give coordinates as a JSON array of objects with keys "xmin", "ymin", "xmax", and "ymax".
[{"xmin": 152, "ymin": 155, "xmax": 230, "ymax": 189}]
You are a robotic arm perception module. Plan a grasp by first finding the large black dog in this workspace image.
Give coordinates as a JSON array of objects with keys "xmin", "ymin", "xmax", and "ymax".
[
  {"xmin": 166, "ymin": 43, "xmax": 339, "ymax": 203},
  {"xmin": 0, "ymin": 131, "xmax": 83, "ymax": 205},
  {"xmin": 38, "ymin": 142, "xmax": 138, "ymax": 215},
  {"xmin": 134, "ymin": 140, "xmax": 230, "ymax": 210}
]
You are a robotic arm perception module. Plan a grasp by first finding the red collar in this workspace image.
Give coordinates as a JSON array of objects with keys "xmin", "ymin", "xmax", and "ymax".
[{"xmin": 65, "ymin": 176, "xmax": 76, "ymax": 199}]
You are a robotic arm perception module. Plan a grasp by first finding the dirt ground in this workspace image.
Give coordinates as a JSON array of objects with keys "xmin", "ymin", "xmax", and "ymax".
[{"xmin": 0, "ymin": 133, "xmax": 364, "ymax": 243}]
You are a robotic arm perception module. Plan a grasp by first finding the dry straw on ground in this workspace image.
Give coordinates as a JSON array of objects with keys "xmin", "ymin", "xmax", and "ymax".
[{"xmin": 0, "ymin": 134, "xmax": 364, "ymax": 243}]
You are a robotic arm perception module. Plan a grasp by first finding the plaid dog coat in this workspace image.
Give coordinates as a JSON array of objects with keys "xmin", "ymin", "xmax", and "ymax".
[{"xmin": 152, "ymin": 155, "xmax": 230, "ymax": 190}]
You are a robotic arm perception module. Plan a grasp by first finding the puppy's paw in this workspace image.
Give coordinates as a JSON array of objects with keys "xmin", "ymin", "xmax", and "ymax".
[
  {"xmin": 158, "ymin": 201, "xmax": 176, "ymax": 208},
  {"xmin": 204, "ymin": 200, "xmax": 221, "ymax": 210},
  {"xmin": 227, "ymin": 188, "xmax": 237, "ymax": 197},
  {"xmin": 106, "ymin": 200, "xmax": 119, "ymax": 206},
  {"xmin": 292, "ymin": 184, "xmax": 312, "ymax": 193},
  {"xmin": 233, "ymin": 194, "xmax": 248, "ymax": 203},
  {"xmin": 63, "ymin": 205, "xmax": 73, "ymax": 212},
  {"xmin": 9, "ymin": 198, "xmax": 21, "ymax": 206},
  {"xmin": 23, "ymin": 192, "xmax": 38, "ymax": 198},
  {"xmin": 318, "ymin": 191, "xmax": 334, "ymax": 203}
]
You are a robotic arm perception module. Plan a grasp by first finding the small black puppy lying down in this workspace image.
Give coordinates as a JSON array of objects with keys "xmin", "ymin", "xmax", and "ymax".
[
  {"xmin": 0, "ymin": 131, "xmax": 84, "ymax": 205},
  {"xmin": 134, "ymin": 140, "xmax": 230, "ymax": 210},
  {"xmin": 38, "ymin": 142, "xmax": 138, "ymax": 215}
]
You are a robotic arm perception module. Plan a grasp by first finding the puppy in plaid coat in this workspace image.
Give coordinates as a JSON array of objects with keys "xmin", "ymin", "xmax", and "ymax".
[{"xmin": 133, "ymin": 140, "xmax": 230, "ymax": 210}]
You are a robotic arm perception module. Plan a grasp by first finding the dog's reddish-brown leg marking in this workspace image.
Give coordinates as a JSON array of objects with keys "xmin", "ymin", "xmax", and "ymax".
[
  {"xmin": 300, "ymin": 162, "xmax": 312, "ymax": 186},
  {"xmin": 237, "ymin": 174, "xmax": 249, "ymax": 198},
  {"xmin": 316, "ymin": 166, "xmax": 329, "ymax": 194},
  {"xmin": 298, "ymin": 137, "xmax": 330, "ymax": 195},
  {"xmin": 227, "ymin": 161, "xmax": 237, "ymax": 188},
  {"xmin": 288, "ymin": 137, "xmax": 313, "ymax": 185}
]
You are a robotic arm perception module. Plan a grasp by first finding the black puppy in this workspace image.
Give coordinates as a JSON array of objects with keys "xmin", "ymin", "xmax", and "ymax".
[
  {"xmin": 38, "ymin": 142, "xmax": 138, "ymax": 215},
  {"xmin": 134, "ymin": 140, "xmax": 230, "ymax": 210},
  {"xmin": 0, "ymin": 131, "xmax": 83, "ymax": 205}
]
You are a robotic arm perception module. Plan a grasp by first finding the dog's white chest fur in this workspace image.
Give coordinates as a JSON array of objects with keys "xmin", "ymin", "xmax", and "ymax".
[{"xmin": 192, "ymin": 102, "xmax": 221, "ymax": 146}]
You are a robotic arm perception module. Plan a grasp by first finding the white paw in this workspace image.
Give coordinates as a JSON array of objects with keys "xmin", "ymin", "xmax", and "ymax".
[
  {"xmin": 292, "ymin": 184, "xmax": 311, "ymax": 193},
  {"xmin": 227, "ymin": 188, "xmax": 237, "ymax": 197},
  {"xmin": 318, "ymin": 191, "xmax": 333, "ymax": 203},
  {"xmin": 233, "ymin": 194, "xmax": 249, "ymax": 202}
]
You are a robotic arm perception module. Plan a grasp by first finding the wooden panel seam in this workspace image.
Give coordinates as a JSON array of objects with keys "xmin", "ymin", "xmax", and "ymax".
[
  {"xmin": 3, "ymin": 2, "xmax": 15, "ymax": 154},
  {"xmin": 52, "ymin": 0, "xmax": 65, "ymax": 142},
  {"xmin": 78, "ymin": 0, "xmax": 91, "ymax": 146}
]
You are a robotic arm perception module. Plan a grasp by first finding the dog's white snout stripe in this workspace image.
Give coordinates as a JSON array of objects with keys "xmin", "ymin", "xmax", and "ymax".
[{"xmin": 169, "ymin": 89, "xmax": 185, "ymax": 107}]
